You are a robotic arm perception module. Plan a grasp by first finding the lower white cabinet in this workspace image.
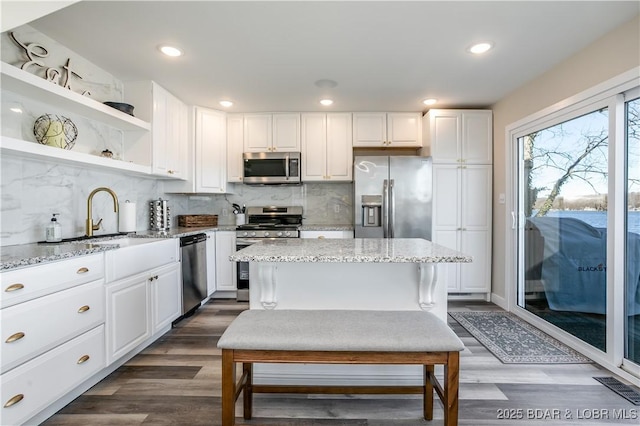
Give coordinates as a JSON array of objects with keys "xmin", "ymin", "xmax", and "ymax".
[
  {"xmin": 205, "ymin": 232, "xmax": 217, "ymax": 296},
  {"xmin": 215, "ymin": 231, "xmax": 237, "ymax": 292},
  {"xmin": 432, "ymin": 164, "xmax": 492, "ymax": 295},
  {"xmin": 105, "ymin": 262, "xmax": 180, "ymax": 365},
  {"xmin": 0, "ymin": 325, "xmax": 105, "ymax": 426},
  {"xmin": 300, "ymin": 230, "xmax": 354, "ymax": 239},
  {"xmin": 1, "ymin": 280, "xmax": 104, "ymax": 374}
]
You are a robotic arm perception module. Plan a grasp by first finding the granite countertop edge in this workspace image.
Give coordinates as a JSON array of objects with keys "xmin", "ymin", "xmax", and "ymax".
[{"xmin": 0, "ymin": 226, "xmax": 238, "ymax": 271}]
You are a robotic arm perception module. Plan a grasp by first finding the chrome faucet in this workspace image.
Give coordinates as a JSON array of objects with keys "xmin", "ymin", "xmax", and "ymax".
[{"xmin": 86, "ymin": 187, "xmax": 119, "ymax": 237}]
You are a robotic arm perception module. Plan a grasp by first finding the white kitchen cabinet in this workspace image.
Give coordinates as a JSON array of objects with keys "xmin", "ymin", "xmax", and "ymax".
[
  {"xmin": 124, "ymin": 81, "xmax": 188, "ymax": 178},
  {"xmin": 1, "ymin": 325, "xmax": 105, "ymax": 426},
  {"xmin": 0, "ymin": 63, "xmax": 152, "ymax": 177},
  {"xmin": 0, "ymin": 253, "xmax": 106, "ymax": 425},
  {"xmin": 214, "ymin": 231, "xmax": 237, "ymax": 292},
  {"xmin": 432, "ymin": 164, "xmax": 492, "ymax": 295},
  {"xmin": 244, "ymin": 113, "xmax": 300, "ymax": 152},
  {"xmin": 1, "ymin": 280, "xmax": 104, "ymax": 374},
  {"xmin": 105, "ymin": 273, "xmax": 150, "ymax": 364},
  {"xmin": 104, "ymin": 239, "xmax": 181, "ymax": 364},
  {"xmin": 301, "ymin": 113, "xmax": 353, "ymax": 181},
  {"xmin": 423, "ymin": 109, "xmax": 492, "ymax": 164},
  {"xmin": 150, "ymin": 263, "xmax": 182, "ymax": 334},
  {"xmin": 352, "ymin": 112, "xmax": 422, "ymax": 148},
  {"xmin": 0, "ymin": 253, "xmax": 104, "ymax": 309},
  {"xmin": 205, "ymin": 231, "xmax": 217, "ymax": 297},
  {"xmin": 300, "ymin": 230, "xmax": 354, "ymax": 239},
  {"xmin": 226, "ymin": 113, "xmax": 244, "ymax": 183},
  {"xmin": 165, "ymin": 107, "xmax": 230, "ymax": 194}
]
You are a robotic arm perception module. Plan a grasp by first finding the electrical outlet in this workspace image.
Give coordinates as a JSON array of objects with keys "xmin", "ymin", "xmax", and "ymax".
[
  {"xmin": 334, "ymin": 204, "xmax": 340, "ymax": 213},
  {"xmin": 222, "ymin": 208, "xmax": 228, "ymax": 217}
]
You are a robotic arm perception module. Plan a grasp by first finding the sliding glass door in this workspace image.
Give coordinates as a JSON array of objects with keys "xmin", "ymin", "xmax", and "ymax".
[
  {"xmin": 626, "ymin": 94, "xmax": 640, "ymax": 367},
  {"xmin": 517, "ymin": 107, "xmax": 609, "ymax": 351}
]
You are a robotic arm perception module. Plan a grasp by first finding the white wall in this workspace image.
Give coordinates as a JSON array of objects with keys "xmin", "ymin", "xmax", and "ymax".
[{"xmin": 491, "ymin": 15, "xmax": 640, "ymax": 302}]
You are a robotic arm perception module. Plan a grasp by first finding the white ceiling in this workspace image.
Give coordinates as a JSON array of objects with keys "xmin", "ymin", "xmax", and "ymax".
[{"xmin": 28, "ymin": 1, "xmax": 639, "ymax": 113}]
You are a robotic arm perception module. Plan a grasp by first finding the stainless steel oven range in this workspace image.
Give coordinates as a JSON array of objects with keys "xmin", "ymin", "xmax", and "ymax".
[{"xmin": 235, "ymin": 206, "xmax": 302, "ymax": 302}]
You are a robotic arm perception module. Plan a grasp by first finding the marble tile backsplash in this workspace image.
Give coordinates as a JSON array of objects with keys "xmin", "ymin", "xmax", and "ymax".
[
  {"xmin": 167, "ymin": 182, "xmax": 353, "ymax": 226},
  {"xmin": 1, "ymin": 155, "xmax": 353, "ymax": 246}
]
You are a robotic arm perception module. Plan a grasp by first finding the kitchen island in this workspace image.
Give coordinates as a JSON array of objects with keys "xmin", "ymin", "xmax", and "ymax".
[{"xmin": 230, "ymin": 237, "xmax": 472, "ymax": 385}]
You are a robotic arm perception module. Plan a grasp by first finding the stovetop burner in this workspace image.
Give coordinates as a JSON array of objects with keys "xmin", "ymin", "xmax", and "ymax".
[{"xmin": 235, "ymin": 206, "xmax": 302, "ymax": 238}]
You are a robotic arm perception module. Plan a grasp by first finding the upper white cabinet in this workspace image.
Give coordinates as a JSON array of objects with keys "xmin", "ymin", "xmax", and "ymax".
[
  {"xmin": 352, "ymin": 112, "xmax": 422, "ymax": 148},
  {"xmin": 244, "ymin": 113, "xmax": 300, "ymax": 152},
  {"xmin": 301, "ymin": 113, "xmax": 353, "ymax": 182},
  {"xmin": 124, "ymin": 81, "xmax": 188, "ymax": 178},
  {"xmin": 226, "ymin": 114, "xmax": 244, "ymax": 183},
  {"xmin": 0, "ymin": 63, "xmax": 152, "ymax": 176},
  {"xmin": 165, "ymin": 107, "xmax": 228, "ymax": 194},
  {"xmin": 423, "ymin": 109, "xmax": 492, "ymax": 164}
]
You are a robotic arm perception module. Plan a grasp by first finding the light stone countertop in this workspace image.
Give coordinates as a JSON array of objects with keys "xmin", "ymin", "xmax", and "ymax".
[
  {"xmin": 299, "ymin": 225, "xmax": 354, "ymax": 231},
  {"xmin": 229, "ymin": 238, "xmax": 472, "ymax": 263},
  {"xmin": 0, "ymin": 226, "xmax": 238, "ymax": 271}
]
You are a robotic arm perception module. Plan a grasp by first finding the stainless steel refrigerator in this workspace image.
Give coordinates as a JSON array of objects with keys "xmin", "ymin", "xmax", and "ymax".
[{"xmin": 354, "ymin": 156, "xmax": 432, "ymax": 239}]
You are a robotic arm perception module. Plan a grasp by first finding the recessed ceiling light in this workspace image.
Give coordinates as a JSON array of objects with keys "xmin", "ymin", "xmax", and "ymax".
[
  {"xmin": 422, "ymin": 98, "xmax": 437, "ymax": 106},
  {"xmin": 158, "ymin": 45, "xmax": 183, "ymax": 57},
  {"xmin": 219, "ymin": 100, "xmax": 233, "ymax": 108},
  {"xmin": 320, "ymin": 99, "xmax": 334, "ymax": 106},
  {"xmin": 9, "ymin": 107, "xmax": 23, "ymax": 113},
  {"xmin": 468, "ymin": 42, "xmax": 493, "ymax": 55}
]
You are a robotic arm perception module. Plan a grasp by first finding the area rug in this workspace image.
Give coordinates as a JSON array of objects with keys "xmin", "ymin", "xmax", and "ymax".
[{"xmin": 449, "ymin": 311, "xmax": 593, "ymax": 364}]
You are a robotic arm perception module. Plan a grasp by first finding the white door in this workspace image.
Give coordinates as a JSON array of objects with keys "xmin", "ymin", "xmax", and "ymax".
[
  {"xmin": 215, "ymin": 232, "xmax": 237, "ymax": 291},
  {"xmin": 272, "ymin": 113, "xmax": 300, "ymax": 151},
  {"xmin": 326, "ymin": 113, "xmax": 353, "ymax": 181},
  {"xmin": 301, "ymin": 113, "xmax": 327, "ymax": 181},
  {"xmin": 151, "ymin": 263, "xmax": 181, "ymax": 333},
  {"xmin": 427, "ymin": 111, "xmax": 460, "ymax": 163},
  {"xmin": 244, "ymin": 114, "xmax": 272, "ymax": 152},
  {"xmin": 387, "ymin": 113, "xmax": 421, "ymax": 147},
  {"xmin": 195, "ymin": 108, "xmax": 227, "ymax": 193},
  {"xmin": 352, "ymin": 113, "xmax": 386, "ymax": 147},
  {"xmin": 226, "ymin": 114, "xmax": 244, "ymax": 182},
  {"xmin": 462, "ymin": 111, "xmax": 492, "ymax": 164}
]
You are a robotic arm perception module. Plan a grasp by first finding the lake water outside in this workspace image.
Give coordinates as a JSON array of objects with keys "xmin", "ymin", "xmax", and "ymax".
[{"xmin": 541, "ymin": 210, "xmax": 640, "ymax": 235}]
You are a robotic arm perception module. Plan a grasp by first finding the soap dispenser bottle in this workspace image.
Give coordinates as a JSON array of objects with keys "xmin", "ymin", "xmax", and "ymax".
[{"xmin": 45, "ymin": 213, "xmax": 62, "ymax": 242}]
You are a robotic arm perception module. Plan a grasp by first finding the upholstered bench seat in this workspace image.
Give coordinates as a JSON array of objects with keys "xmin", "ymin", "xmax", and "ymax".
[{"xmin": 218, "ymin": 309, "xmax": 464, "ymax": 426}]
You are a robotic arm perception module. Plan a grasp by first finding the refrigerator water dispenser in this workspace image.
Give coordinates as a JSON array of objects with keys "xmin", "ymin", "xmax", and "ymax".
[{"xmin": 361, "ymin": 195, "xmax": 382, "ymax": 227}]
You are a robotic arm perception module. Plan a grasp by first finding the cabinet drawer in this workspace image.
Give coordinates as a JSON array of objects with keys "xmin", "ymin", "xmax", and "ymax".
[
  {"xmin": 1, "ymin": 280, "xmax": 105, "ymax": 374},
  {"xmin": 0, "ymin": 325, "xmax": 105, "ymax": 426},
  {"xmin": 1, "ymin": 253, "xmax": 104, "ymax": 309},
  {"xmin": 105, "ymin": 238, "xmax": 178, "ymax": 282}
]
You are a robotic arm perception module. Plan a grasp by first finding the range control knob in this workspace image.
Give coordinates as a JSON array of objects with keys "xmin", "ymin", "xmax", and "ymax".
[
  {"xmin": 277, "ymin": 231, "xmax": 283, "ymax": 237},
  {"xmin": 264, "ymin": 232, "xmax": 270, "ymax": 237},
  {"xmin": 250, "ymin": 232, "xmax": 256, "ymax": 237},
  {"xmin": 243, "ymin": 231, "xmax": 249, "ymax": 237},
  {"xmin": 285, "ymin": 231, "xmax": 291, "ymax": 237}
]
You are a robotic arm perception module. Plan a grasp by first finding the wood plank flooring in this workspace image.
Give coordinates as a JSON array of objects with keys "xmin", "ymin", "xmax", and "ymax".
[{"xmin": 41, "ymin": 300, "xmax": 639, "ymax": 425}]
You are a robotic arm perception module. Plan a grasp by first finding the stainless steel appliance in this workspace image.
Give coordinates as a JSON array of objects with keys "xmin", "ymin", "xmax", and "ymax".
[
  {"xmin": 179, "ymin": 233, "xmax": 208, "ymax": 316},
  {"xmin": 243, "ymin": 152, "xmax": 301, "ymax": 185},
  {"xmin": 354, "ymin": 156, "xmax": 433, "ymax": 239},
  {"xmin": 235, "ymin": 206, "xmax": 303, "ymax": 301}
]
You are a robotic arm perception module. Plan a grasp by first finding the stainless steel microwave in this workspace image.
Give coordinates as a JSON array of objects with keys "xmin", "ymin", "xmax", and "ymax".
[{"xmin": 242, "ymin": 152, "xmax": 301, "ymax": 185}]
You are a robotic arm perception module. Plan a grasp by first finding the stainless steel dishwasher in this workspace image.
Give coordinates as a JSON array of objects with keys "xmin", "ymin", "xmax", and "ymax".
[{"xmin": 180, "ymin": 233, "xmax": 208, "ymax": 316}]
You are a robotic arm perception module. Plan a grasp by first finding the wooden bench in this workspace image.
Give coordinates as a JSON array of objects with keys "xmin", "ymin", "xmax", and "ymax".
[{"xmin": 217, "ymin": 310, "xmax": 464, "ymax": 425}]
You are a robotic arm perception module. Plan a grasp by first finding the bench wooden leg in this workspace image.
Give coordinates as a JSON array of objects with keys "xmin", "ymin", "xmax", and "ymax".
[
  {"xmin": 424, "ymin": 364, "xmax": 434, "ymax": 420},
  {"xmin": 243, "ymin": 362, "xmax": 253, "ymax": 420},
  {"xmin": 221, "ymin": 349, "xmax": 236, "ymax": 426},
  {"xmin": 444, "ymin": 352, "xmax": 460, "ymax": 426}
]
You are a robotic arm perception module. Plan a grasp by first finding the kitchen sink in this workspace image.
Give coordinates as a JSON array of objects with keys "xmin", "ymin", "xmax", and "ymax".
[{"xmin": 87, "ymin": 237, "xmax": 165, "ymax": 247}]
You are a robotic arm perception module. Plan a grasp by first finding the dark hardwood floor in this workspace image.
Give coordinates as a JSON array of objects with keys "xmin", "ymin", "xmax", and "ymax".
[{"xmin": 41, "ymin": 300, "xmax": 639, "ymax": 425}]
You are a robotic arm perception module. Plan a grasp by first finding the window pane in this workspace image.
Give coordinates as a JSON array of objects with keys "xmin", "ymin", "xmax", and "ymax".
[
  {"xmin": 520, "ymin": 108, "xmax": 608, "ymax": 351},
  {"xmin": 626, "ymin": 97, "xmax": 640, "ymax": 364}
]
